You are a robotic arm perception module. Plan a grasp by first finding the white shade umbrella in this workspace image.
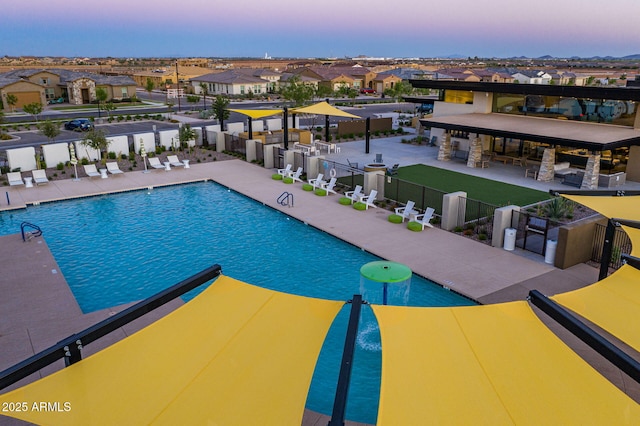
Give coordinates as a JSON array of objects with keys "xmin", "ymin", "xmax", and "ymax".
[
  {"xmin": 69, "ymin": 143, "xmax": 79, "ymax": 181},
  {"xmin": 140, "ymin": 138, "xmax": 149, "ymax": 173}
]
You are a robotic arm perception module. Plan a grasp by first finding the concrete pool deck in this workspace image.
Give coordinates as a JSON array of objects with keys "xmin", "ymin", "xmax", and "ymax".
[{"xmin": 0, "ymin": 156, "xmax": 630, "ymax": 425}]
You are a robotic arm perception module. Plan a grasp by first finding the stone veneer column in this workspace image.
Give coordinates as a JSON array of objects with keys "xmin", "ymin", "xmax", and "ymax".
[
  {"xmin": 536, "ymin": 148, "xmax": 556, "ymax": 182},
  {"xmin": 466, "ymin": 137, "xmax": 482, "ymax": 168},
  {"xmin": 581, "ymin": 154, "xmax": 601, "ymax": 190},
  {"xmin": 437, "ymin": 133, "xmax": 452, "ymax": 161}
]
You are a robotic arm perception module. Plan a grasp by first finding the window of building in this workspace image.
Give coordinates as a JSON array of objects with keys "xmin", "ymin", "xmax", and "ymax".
[
  {"xmin": 41, "ymin": 78, "xmax": 49, "ymax": 85},
  {"xmin": 240, "ymin": 85, "xmax": 245, "ymax": 94},
  {"xmin": 121, "ymin": 88, "xmax": 128, "ymax": 97},
  {"xmin": 444, "ymin": 90, "xmax": 473, "ymax": 104},
  {"xmin": 45, "ymin": 88, "xmax": 55, "ymax": 99}
]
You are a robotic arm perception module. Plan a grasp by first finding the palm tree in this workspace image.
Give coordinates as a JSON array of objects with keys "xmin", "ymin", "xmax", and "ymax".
[
  {"xmin": 199, "ymin": 83, "xmax": 208, "ymax": 110},
  {"xmin": 212, "ymin": 96, "xmax": 230, "ymax": 129}
]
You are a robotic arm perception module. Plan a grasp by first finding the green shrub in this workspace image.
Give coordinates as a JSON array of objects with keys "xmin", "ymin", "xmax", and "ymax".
[
  {"xmin": 272, "ymin": 174, "xmax": 283, "ymax": 180},
  {"xmin": 108, "ymin": 152, "xmax": 117, "ymax": 160},
  {"xmin": 388, "ymin": 214, "xmax": 403, "ymax": 224},
  {"xmin": 407, "ymin": 221, "xmax": 423, "ymax": 232},
  {"xmin": 478, "ymin": 234, "xmax": 488, "ymax": 241},
  {"xmin": 56, "ymin": 162, "xmax": 64, "ymax": 170},
  {"xmin": 353, "ymin": 202, "xmax": 367, "ymax": 211},
  {"xmin": 81, "ymin": 158, "xmax": 89, "ymax": 165},
  {"xmin": 339, "ymin": 197, "xmax": 351, "ymax": 205},
  {"xmin": 454, "ymin": 226, "xmax": 463, "ymax": 232}
]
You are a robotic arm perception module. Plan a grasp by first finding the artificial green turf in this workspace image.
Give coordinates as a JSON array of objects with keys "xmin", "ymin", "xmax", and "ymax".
[{"xmin": 394, "ymin": 164, "xmax": 549, "ymax": 207}]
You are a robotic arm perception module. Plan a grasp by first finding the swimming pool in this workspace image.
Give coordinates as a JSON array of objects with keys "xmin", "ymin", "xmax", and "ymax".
[{"xmin": 0, "ymin": 182, "xmax": 475, "ymax": 423}]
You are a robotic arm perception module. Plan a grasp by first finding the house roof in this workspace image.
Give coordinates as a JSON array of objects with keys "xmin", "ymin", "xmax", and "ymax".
[{"xmin": 0, "ymin": 68, "xmax": 136, "ymax": 87}]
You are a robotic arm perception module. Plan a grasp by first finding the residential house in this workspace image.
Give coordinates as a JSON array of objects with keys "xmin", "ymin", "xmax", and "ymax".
[
  {"xmin": 511, "ymin": 70, "xmax": 553, "ymax": 84},
  {"xmin": 0, "ymin": 69, "xmax": 137, "ymax": 109},
  {"xmin": 189, "ymin": 69, "xmax": 280, "ymax": 96}
]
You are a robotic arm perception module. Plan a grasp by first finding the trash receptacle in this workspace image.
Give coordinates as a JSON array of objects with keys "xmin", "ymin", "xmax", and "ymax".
[
  {"xmin": 503, "ymin": 228, "xmax": 516, "ymax": 251},
  {"xmin": 545, "ymin": 239, "xmax": 557, "ymax": 264}
]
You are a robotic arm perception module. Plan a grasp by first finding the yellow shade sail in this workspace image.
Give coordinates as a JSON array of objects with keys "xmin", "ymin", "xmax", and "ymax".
[
  {"xmin": 290, "ymin": 101, "xmax": 361, "ymax": 118},
  {"xmin": 553, "ymin": 264, "xmax": 640, "ymax": 352},
  {"xmin": 372, "ymin": 301, "xmax": 640, "ymax": 425},
  {"xmin": 0, "ymin": 275, "xmax": 343, "ymax": 425},
  {"xmin": 228, "ymin": 108, "xmax": 283, "ymax": 119},
  {"xmin": 563, "ymin": 194, "xmax": 640, "ymax": 222}
]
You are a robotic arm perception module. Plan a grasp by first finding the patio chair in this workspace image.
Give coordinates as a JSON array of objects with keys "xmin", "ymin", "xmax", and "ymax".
[
  {"xmin": 320, "ymin": 177, "xmax": 337, "ymax": 196},
  {"xmin": 7, "ymin": 172, "xmax": 24, "ymax": 186},
  {"xmin": 308, "ymin": 173, "xmax": 326, "ymax": 190},
  {"xmin": 32, "ymin": 169, "xmax": 49, "ymax": 185},
  {"xmin": 106, "ymin": 162, "xmax": 124, "ymax": 175},
  {"xmin": 387, "ymin": 164, "xmax": 399, "ymax": 176},
  {"xmin": 412, "ymin": 207, "xmax": 435, "ymax": 230},
  {"xmin": 277, "ymin": 164, "xmax": 292, "ymax": 178},
  {"xmin": 358, "ymin": 189, "xmax": 378, "ymax": 210},
  {"xmin": 395, "ymin": 200, "xmax": 419, "ymax": 222},
  {"xmin": 345, "ymin": 185, "xmax": 363, "ymax": 204},
  {"xmin": 148, "ymin": 157, "xmax": 165, "ymax": 170},
  {"xmin": 83, "ymin": 164, "xmax": 101, "ymax": 178},
  {"xmin": 347, "ymin": 159, "xmax": 359, "ymax": 170},
  {"xmin": 167, "ymin": 155, "xmax": 185, "ymax": 167},
  {"xmin": 286, "ymin": 167, "xmax": 304, "ymax": 183}
]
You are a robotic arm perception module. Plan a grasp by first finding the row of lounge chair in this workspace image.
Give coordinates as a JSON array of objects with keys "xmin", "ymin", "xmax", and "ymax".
[
  {"xmin": 7, "ymin": 170, "xmax": 50, "ymax": 186},
  {"xmin": 6, "ymin": 155, "xmax": 188, "ymax": 186}
]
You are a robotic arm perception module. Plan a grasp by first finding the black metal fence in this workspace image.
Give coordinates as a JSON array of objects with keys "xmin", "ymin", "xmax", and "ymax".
[
  {"xmin": 457, "ymin": 196, "xmax": 497, "ymax": 244},
  {"xmin": 379, "ymin": 175, "xmax": 446, "ymax": 215},
  {"xmin": 510, "ymin": 211, "xmax": 563, "ymax": 255},
  {"xmin": 592, "ymin": 223, "xmax": 632, "ymax": 270},
  {"xmin": 320, "ymin": 160, "xmax": 364, "ymax": 192}
]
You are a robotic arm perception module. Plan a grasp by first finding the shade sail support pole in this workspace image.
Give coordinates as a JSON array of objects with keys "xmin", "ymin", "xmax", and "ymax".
[
  {"xmin": 328, "ymin": 295, "xmax": 363, "ymax": 426},
  {"xmin": 529, "ymin": 289, "xmax": 640, "ymax": 384},
  {"xmin": 325, "ymin": 98, "xmax": 330, "ymax": 144},
  {"xmin": 365, "ymin": 117, "xmax": 370, "ymax": 154},
  {"xmin": 599, "ymin": 219, "xmax": 617, "ymax": 280},
  {"xmin": 283, "ymin": 107, "xmax": 289, "ymax": 150}
]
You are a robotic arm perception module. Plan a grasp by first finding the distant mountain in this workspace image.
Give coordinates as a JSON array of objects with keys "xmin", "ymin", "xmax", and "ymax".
[{"xmin": 537, "ymin": 54, "xmax": 640, "ymax": 60}]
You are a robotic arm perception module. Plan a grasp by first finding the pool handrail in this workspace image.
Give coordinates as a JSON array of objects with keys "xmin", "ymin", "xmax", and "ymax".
[{"xmin": 0, "ymin": 264, "xmax": 222, "ymax": 390}]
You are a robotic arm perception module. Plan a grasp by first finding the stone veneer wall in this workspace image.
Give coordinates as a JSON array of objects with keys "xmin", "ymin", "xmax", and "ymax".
[
  {"xmin": 437, "ymin": 133, "xmax": 452, "ymax": 161},
  {"xmin": 580, "ymin": 154, "xmax": 601, "ymax": 190},
  {"xmin": 537, "ymin": 148, "xmax": 556, "ymax": 182},
  {"xmin": 466, "ymin": 137, "xmax": 482, "ymax": 168}
]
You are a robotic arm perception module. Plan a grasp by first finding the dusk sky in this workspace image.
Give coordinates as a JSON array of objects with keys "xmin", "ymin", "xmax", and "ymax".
[{"xmin": 3, "ymin": 0, "xmax": 639, "ymax": 59}]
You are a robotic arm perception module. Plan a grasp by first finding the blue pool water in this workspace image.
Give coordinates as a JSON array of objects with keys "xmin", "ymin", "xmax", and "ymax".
[{"xmin": 0, "ymin": 182, "xmax": 475, "ymax": 424}]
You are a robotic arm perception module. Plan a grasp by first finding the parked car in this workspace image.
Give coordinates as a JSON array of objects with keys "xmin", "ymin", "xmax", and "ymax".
[
  {"xmin": 64, "ymin": 118, "xmax": 93, "ymax": 131},
  {"xmin": 360, "ymin": 88, "xmax": 376, "ymax": 94}
]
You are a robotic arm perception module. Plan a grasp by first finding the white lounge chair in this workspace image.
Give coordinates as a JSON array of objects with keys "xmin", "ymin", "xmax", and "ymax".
[
  {"xmin": 7, "ymin": 172, "xmax": 24, "ymax": 186},
  {"xmin": 345, "ymin": 185, "xmax": 363, "ymax": 204},
  {"xmin": 148, "ymin": 157, "xmax": 165, "ymax": 170},
  {"xmin": 106, "ymin": 162, "xmax": 124, "ymax": 175},
  {"xmin": 32, "ymin": 169, "xmax": 49, "ymax": 185},
  {"xmin": 286, "ymin": 167, "xmax": 303, "ymax": 183},
  {"xmin": 83, "ymin": 164, "xmax": 101, "ymax": 178},
  {"xmin": 319, "ymin": 177, "xmax": 337, "ymax": 196},
  {"xmin": 167, "ymin": 155, "xmax": 184, "ymax": 167},
  {"xmin": 277, "ymin": 164, "xmax": 292, "ymax": 178},
  {"xmin": 395, "ymin": 200, "xmax": 418, "ymax": 222},
  {"xmin": 358, "ymin": 189, "xmax": 378, "ymax": 210},
  {"xmin": 308, "ymin": 173, "xmax": 326, "ymax": 190},
  {"xmin": 412, "ymin": 207, "xmax": 435, "ymax": 230}
]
